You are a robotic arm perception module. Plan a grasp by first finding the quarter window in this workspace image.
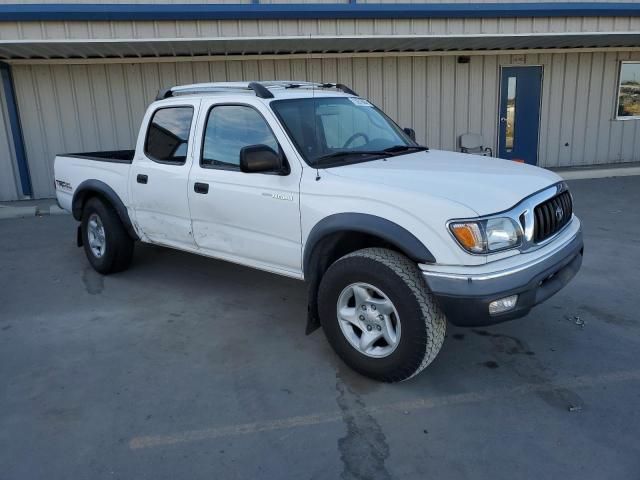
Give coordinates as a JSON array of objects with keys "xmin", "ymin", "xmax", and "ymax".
[
  {"xmin": 201, "ymin": 105, "xmax": 279, "ymax": 169},
  {"xmin": 145, "ymin": 107, "xmax": 194, "ymax": 164},
  {"xmin": 617, "ymin": 62, "xmax": 640, "ymax": 119}
]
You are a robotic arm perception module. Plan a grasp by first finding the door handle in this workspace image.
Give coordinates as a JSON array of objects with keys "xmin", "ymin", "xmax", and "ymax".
[
  {"xmin": 194, "ymin": 182, "xmax": 209, "ymax": 194},
  {"xmin": 137, "ymin": 174, "xmax": 148, "ymax": 184}
]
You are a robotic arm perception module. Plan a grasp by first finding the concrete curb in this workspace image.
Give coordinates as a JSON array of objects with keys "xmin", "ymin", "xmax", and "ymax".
[
  {"xmin": 555, "ymin": 165, "xmax": 640, "ymax": 181},
  {"xmin": 0, "ymin": 203, "xmax": 70, "ymax": 220},
  {"xmin": 48, "ymin": 205, "xmax": 68, "ymax": 216},
  {"xmin": 1, "ymin": 167, "xmax": 637, "ymax": 220},
  {"xmin": 0, "ymin": 205, "xmax": 38, "ymax": 220}
]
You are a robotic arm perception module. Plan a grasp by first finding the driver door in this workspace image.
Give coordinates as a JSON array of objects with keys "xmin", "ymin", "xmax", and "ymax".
[{"xmin": 188, "ymin": 101, "xmax": 303, "ymax": 277}]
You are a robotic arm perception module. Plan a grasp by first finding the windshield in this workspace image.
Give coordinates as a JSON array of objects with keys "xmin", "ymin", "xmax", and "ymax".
[{"xmin": 270, "ymin": 97, "xmax": 418, "ymax": 167}]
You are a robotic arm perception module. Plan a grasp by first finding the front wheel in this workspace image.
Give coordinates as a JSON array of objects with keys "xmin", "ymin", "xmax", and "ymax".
[{"xmin": 318, "ymin": 248, "xmax": 446, "ymax": 382}]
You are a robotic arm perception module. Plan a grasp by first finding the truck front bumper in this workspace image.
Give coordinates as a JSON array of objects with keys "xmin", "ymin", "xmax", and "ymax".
[{"xmin": 421, "ymin": 228, "xmax": 583, "ymax": 327}]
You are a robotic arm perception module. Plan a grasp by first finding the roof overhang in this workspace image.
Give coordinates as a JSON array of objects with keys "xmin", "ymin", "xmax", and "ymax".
[{"xmin": 1, "ymin": 32, "xmax": 639, "ymax": 61}]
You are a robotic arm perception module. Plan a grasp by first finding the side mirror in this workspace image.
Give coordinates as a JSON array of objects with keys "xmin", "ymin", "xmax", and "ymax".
[
  {"xmin": 403, "ymin": 128, "xmax": 416, "ymax": 141},
  {"xmin": 240, "ymin": 144, "xmax": 285, "ymax": 174}
]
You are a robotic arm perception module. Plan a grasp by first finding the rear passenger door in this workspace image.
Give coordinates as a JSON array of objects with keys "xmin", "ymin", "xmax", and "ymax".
[
  {"xmin": 188, "ymin": 101, "xmax": 303, "ymax": 277},
  {"xmin": 129, "ymin": 99, "xmax": 200, "ymax": 248}
]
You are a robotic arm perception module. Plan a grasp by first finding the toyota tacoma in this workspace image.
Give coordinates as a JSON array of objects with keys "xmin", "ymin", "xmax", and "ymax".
[{"xmin": 54, "ymin": 81, "xmax": 583, "ymax": 382}]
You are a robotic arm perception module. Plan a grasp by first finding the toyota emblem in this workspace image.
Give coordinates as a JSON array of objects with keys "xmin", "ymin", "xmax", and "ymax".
[{"xmin": 555, "ymin": 205, "xmax": 564, "ymax": 221}]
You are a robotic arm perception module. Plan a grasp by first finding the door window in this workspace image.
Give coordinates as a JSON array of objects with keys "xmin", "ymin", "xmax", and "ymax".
[
  {"xmin": 145, "ymin": 107, "xmax": 194, "ymax": 164},
  {"xmin": 201, "ymin": 105, "xmax": 279, "ymax": 169},
  {"xmin": 505, "ymin": 76, "xmax": 517, "ymax": 152}
]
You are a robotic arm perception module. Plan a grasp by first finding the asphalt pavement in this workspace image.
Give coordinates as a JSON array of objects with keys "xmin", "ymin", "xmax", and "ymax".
[{"xmin": 1, "ymin": 176, "xmax": 639, "ymax": 479}]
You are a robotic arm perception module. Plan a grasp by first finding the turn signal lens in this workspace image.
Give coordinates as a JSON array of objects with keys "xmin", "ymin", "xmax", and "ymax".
[
  {"xmin": 450, "ymin": 217, "xmax": 522, "ymax": 254},
  {"xmin": 450, "ymin": 222, "xmax": 485, "ymax": 253}
]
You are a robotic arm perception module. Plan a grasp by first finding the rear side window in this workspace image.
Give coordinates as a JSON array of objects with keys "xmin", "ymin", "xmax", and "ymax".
[
  {"xmin": 145, "ymin": 107, "xmax": 194, "ymax": 164},
  {"xmin": 201, "ymin": 105, "xmax": 279, "ymax": 169}
]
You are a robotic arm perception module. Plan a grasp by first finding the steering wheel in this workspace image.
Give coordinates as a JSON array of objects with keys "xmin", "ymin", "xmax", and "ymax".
[{"xmin": 342, "ymin": 133, "xmax": 370, "ymax": 149}]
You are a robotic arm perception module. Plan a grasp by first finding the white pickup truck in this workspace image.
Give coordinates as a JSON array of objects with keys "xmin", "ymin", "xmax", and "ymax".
[{"xmin": 55, "ymin": 81, "xmax": 583, "ymax": 382}]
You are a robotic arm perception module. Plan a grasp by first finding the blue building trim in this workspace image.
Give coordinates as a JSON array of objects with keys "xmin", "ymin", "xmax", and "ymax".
[
  {"xmin": 0, "ymin": 3, "xmax": 638, "ymax": 21},
  {"xmin": 0, "ymin": 63, "xmax": 32, "ymax": 197}
]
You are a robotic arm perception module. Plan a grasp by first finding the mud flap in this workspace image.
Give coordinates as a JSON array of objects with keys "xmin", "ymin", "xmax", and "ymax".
[
  {"xmin": 305, "ymin": 280, "xmax": 321, "ymax": 335},
  {"xmin": 76, "ymin": 225, "xmax": 83, "ymax": 247},
  {"xmin": 305, "ymin": 307, "xmax": 321, "ymax": 335}
]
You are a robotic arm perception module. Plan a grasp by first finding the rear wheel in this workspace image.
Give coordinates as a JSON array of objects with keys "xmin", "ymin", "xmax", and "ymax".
[
  {"xmin": 318, "ymin": 248, "xmax": 446, "ymax": 382},
  {"xmin": 81, "ymin": 197, "xmax": 134, "ymax": 274}
]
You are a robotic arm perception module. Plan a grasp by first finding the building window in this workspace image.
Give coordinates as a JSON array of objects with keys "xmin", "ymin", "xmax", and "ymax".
[
  {"xmin": 145, "ymin": 106, "xmax": 194, "ymax": 164},
  {"xmin": 617, "ymin": 62, "xmax": 640, "ymax": 119}
]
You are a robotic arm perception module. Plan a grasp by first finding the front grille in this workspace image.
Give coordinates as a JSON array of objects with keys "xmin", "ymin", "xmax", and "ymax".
[{"xmin": 533, "ymin": 190, "xmax": 573, "ymax": 243}]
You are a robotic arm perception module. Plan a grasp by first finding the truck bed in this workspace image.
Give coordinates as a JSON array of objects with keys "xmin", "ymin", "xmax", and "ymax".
[
  {"xmin": 63, "ymin": 150, "xmax": 135, "ymax": 163},
  {"xmin": 54, "ymin": 151, "xmax": 134, "ymax": 213}
]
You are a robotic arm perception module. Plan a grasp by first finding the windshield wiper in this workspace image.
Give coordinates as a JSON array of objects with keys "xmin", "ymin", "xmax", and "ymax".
[
  {"xmin": 383, "ymin": 145, "xmax": 429, "ymax": 153},
  {"xmin": 314, "ymin": 150, "xmax": 390, "ymax": 164},
  {"xmin": 314, "ymin": 145, "xmax": 428, "ymax": 166}
]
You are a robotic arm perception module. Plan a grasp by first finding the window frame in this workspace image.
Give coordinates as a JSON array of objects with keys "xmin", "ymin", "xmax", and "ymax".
[
  {"xmin": 198, "ymin": 102, "xmax": 287, "ymax": 174},
  {"xmin": 615, "ymin": 61, "xmax": 640, "ymax": 121},
  {"xmin": 144, "ymin": 105, "xmax": 195, "ymax": 165}
]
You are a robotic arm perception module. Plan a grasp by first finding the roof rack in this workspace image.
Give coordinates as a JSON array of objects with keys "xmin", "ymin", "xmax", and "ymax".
[
  {"xmin": 267, "ymin": 81, "xmax": 357, "ymax": 96},
  {"xmin": 155, "ymin": 81, "xmax": 358, "ymax": 101}
]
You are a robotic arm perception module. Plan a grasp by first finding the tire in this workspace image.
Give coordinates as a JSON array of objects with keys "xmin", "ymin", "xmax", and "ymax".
[
  {"xmin": 318, "ymin": 247, "xmax": 446, "ymax": 382},
  {"xmin": 81, "ymin": 197, "xmax": 134, "ymax": 274}
]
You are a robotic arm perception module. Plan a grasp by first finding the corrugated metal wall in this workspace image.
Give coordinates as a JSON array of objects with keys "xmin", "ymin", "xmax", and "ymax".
[
  {"xmin": 0, "ymin": 79, "xmax": 20, "ymax": 201},
  {"xmin": 11, "ymin": 50, "xmax": 640, "ymax": 198}
]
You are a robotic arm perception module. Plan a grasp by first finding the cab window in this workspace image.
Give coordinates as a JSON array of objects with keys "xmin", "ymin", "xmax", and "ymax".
[
  {"xmin": 144, "ymin": 106, "xmax": 194, "ymax": 164},
  {"xmin": 201, "ymin": 105, "xmax": 279, "ymax": 170}
]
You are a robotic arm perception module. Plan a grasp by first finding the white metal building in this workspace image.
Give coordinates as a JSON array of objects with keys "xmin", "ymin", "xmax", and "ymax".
[{"xmin": 1, "ymin": 1, "xmax": 639, "ymax": 200}]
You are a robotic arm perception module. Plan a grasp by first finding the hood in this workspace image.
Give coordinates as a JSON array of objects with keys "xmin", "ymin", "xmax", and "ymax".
[{"xmin": 325, "ymin": 149, "xmax": 561, "ymax": 216}]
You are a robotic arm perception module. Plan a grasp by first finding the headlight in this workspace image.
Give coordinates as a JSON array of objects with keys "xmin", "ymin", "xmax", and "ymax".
[{"xmin": 450, "ymin": 217, "xmax": 522, "ymax": 254}]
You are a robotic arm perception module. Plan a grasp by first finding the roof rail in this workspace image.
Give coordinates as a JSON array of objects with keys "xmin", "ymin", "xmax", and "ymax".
[
  {"xmin": 155, "ymin": 81, "xmax": 357, "ymax": 101},
  {"xmin": 156, "ymin": 87, "xmax": 173, "ymax": 101},
  {"xmin": 247, "ymin": 82, "xmax": 274, "ymax": 99},
  {"xmin": 274, "ymin": 81, "xmax": 358, "ymax": 96},
  {"xmin": 336, "ymin": 83, "xmax": 357, "ymax": 96}
]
